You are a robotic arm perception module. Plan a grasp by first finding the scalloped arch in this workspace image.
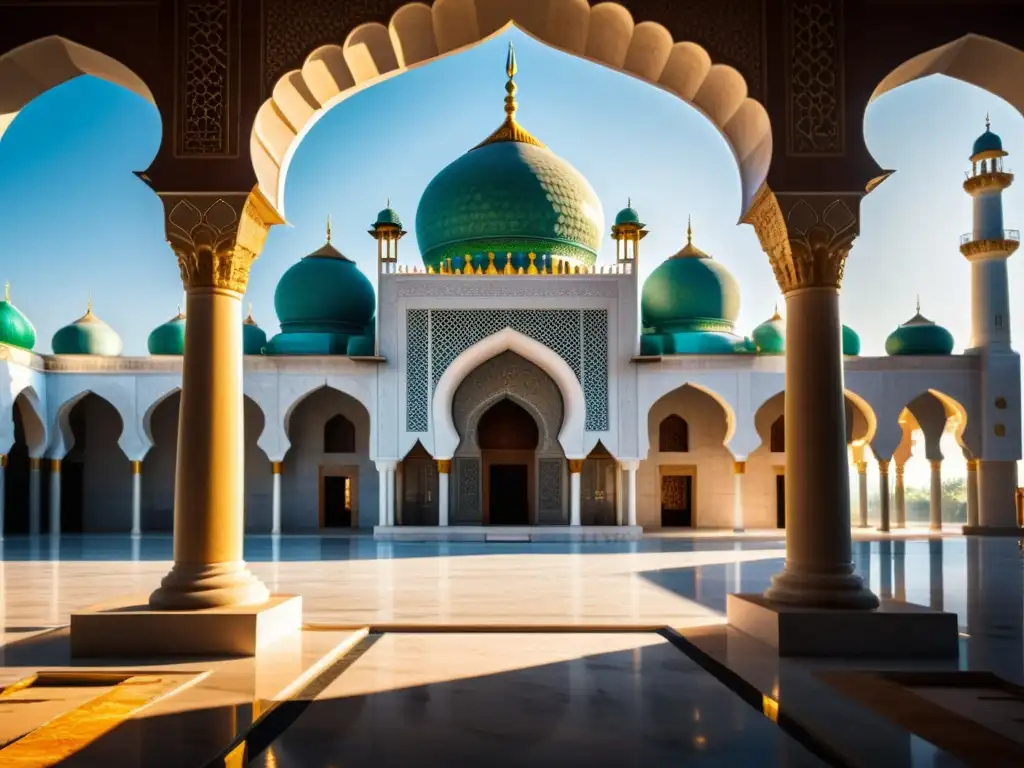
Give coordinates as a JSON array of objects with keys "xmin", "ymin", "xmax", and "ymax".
[
  {"xmin": 252, "ymin": 0, "xmax": 772, "ymax": 221},
  {"xmin": 0, "ymin": 35, "xmax": 156, "ymax": 143}
]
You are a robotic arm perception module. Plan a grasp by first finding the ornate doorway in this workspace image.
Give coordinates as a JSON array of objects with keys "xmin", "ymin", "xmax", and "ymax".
[
  {"xmin": 479, "ymin": 399, "xmax": 537, "ymax": 525},
  {"xmin": 661, "ymin": 468, "xmax": 695, "ymax": 528},
  {"xmin": 582, "ymin": 443, "xmax": 616, "ymax": 525},
  {"xmin": 401, "ymin": 442, "xmax": 438, "ymax": 525}
]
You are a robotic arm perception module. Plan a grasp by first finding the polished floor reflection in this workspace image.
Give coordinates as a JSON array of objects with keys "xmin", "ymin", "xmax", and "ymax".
[{"xmin": 250, "ymin": 633, "xmax": 826, "ymax": 767}]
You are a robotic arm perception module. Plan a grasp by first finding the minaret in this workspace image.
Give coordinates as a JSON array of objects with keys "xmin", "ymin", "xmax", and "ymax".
[
  {"xmin": 960, "ymin": 117, "xmax": 1022, "ymax": 533},
  {"xmin": 368, "ymin": 200, "xmax": 406, "ymax": 276},
  {"xmin": 961, "ymin": 115, "xmax": 1018, "ymax": 352},
  {"xmin": 610, "ymin": 198, "xmax": 648, "ymax": 271}
]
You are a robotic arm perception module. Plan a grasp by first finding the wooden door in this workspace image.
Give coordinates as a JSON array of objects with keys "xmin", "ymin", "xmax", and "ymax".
[
  {"xmin": 661, "ymin": 474, "xmax": 693, "ymax": 527},
  {"xmin": 403, "ymin": 459, "xmax": 438, "ymax": 525},
  {"xmin": 582, "ymin": 458, "xmax": 616, "ymax": 525}
]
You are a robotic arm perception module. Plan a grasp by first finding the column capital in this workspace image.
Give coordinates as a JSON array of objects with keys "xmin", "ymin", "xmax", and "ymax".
[
  {"xmin": 620, "ymin": 459, "xmax": 641, "ymax": 471},
  {"xmin": 0, "ymin": 454, "xmax": 6, "ymax": 468},
  {"xmin": 29, "ymin": 458, "xmax": 41, "ymax": 470},
  {"xmin": 743, "ymin": 185, "xmax": 862, "ymax": 294},
  {"xmin": 436, "ymin": 459, "xmax": 451, "ymax": 474},
  {"xmin": 374, "ymin": 459, "xmax": 398, "ymax": 472},
  {"xmin": 877, "ymin": 458, "xmax": 891, "ymax": 474},
  {"xmin": 929, "ymin": 459, "xmax": 943, "ymax": 471},
  {"xmin": 855, "ymin": 460, "xmax": 868, "ymax": 475},
  {"xmin": 131, "ymin": 460, "xmax": 142, "ymax": 475},
  {"xmin": 967, "ymin": 458, "xmax": 979, "ymax": 471},
  {"xmin": 160, "ymin": 186, "xmax": 284, "ymax": 294},
  {"xmin": 895, "ymin": 464, "xmax": 905, "ymax": 480},
  {"xmin": 271, "ymin": 461, "xmax": 282, "ymax": 475},
  {"xmin": 732, "ymin": 460, "xmax": 747, "ymax": 475},
  {"xmin": 567, "ymin": 459, "xmax": 584, "ymax": 474}
]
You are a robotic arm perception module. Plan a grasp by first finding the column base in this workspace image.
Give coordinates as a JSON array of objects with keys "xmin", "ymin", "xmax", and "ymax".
[
  {"xmin": 148, "ymin": 561, "xmax": 270, "ymax": 610},
  {"xmin": 727, "ymin": 594, "xmax": 959, "ymax": 658},
  {"xmin": 763, "ymin": 568, "xmax": 880, "ymax": 610},
  {"xmin": 962, "ymin": 525, "xmax": 1022, "ymax": 536},
  {"xmin": 70, "ymin": 594, "xmax": 302, "ymax": 657}
]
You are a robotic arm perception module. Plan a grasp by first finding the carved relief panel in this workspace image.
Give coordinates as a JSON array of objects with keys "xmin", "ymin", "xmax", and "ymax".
[
  {"xmin": 177, "ymin": 0, "xmax": 237, "ymax": 156},
  {"xmin": 785, "ymin": 0, "xmax": 844, "ymax": 156}
]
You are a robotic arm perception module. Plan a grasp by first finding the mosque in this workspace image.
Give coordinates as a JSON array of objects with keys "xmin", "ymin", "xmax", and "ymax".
[{"xmin": 0, "ymin": 47, "xmax": 1018, "ymax": 539}]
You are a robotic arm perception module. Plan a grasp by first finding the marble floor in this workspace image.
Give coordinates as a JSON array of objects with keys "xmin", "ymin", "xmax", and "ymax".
[{"xmin": 0, "ymin": 532, "xmax": 1021, "ymax": 766}]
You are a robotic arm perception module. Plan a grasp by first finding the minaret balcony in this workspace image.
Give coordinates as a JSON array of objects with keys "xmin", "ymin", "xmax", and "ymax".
[
  {"xmin": 960, "ymin": 230, "xmax": 1020, "ymax": 259},
  {"xmin": 963, "ymin": 170, "xmax": 1014, "ymax": 194}
]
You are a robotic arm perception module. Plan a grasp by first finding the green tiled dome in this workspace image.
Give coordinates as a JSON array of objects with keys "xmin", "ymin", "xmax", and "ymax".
[
  {"xmin": 885, "ymin": 306, "xmax": 954, "ymax": 356},
  {"xmin": 52, "ymin": 304, "xmax": 122, "ymax": 356},
  {"xmin": 148, "ymin": 311, "xmax": 186, "ymax": 356},
  {"xmin": 243, "ymin": 307, "xmax": 267, "ymax": 355},
  {"xmin": 641, "ymin": 223, "xmax": 740, "ymax": 334},
  {"xmin": 376, "ymin": 206, "xmax": 402, "ymax": 227},
  {"xmin": 842, "ymin": 325, "xmax": 861, "ymax": 356},
  {"xmin": 973, "ymin": 124, "xmax": 1003, "ymax": 157},
  {"xmin": 414, "ymin": 43, "xmax": 603, "ymax": 271},
  {"xmin": 615, "ymin": 204, "xmax": 642, "ymax": 226},
  {"xmin": 752, "ymin": 308, "xmax": 785, "ymax": 354},
  {"xmin": 0, "ymin": 284, "xmax": 35, "ymax": 350}
]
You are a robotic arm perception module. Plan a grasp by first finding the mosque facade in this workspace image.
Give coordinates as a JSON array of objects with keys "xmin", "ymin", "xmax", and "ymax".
[{"xmin": 0, "ymin": 49, "xmax": 1019, "ymax": 539}]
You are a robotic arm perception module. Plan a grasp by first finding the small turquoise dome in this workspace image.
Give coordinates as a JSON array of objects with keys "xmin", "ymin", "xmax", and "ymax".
[
  {"xmin": 52, "ymin": 304, "xmax": 123, "ymax": 356},
  {"xmin": 885, "ymin": 306, "xmax": 954, "ymax": 356},
  {"xmin": 973, "ymin": 122, "xmax": 1003, "ymax": 157},
  {"xmin": 274, "ymin": 236, "xmax": 376, "ymax": 335},
  {"xmin": 347, "ymin": 334, "xmax": 375, "ymax": 356},
  {"xmin": 0, "ymin": 284, "xmax": 35, "ymax": 350},
  {"xmin": 243, "ymin": 308, "xmax": 267, "ymax": 355},
  {"xmin": 148, "ymin": 311, "xmax": 186, "ymax": 355},
  {"xmin": 614, "ymin": 204, "xmax": 642, "ymax": 227},
  {"xmin": 752, "ymin": 308, "xmax": 785, "ymax": 354},
  {"xmin": 375, "ymin": 206, "xmax": 402, "ymax": 227},
  {"xmin": 842, "ymin": 325, "xmax": 861, "ymax": 356},
  {"xmin": 642, "ymin": 223, "xmax": 740, "ymax": 334}
]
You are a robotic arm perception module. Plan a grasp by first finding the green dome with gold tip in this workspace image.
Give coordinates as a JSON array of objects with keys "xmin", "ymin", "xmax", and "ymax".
[
  {"xmin": 148, "ymin": 310, "xmax": 186, "ymax": 356},
  {"xmin": 52, "ymin": 302, "xmax": 123, "ymax": 356},
  {"xmin": 414, "ymin": 43, "xmax": 604, "ymax": 273},
  {"xmin": 885, "ymin": 300, "xmax": 954, "ymax": 356},
  {"xmin": 641, "ymin": 220, "xmax": 741, "ymax": 333},
  {"xmin": 243, "ymin": 306, "xmax": 267, "ymax": 355},
  {"xmin": 752, "ymin": 307, "xmax": 785, "ymax": 354},
  {"xmin": 0, "ymin": 282, "xmax": 35, "ymax": 351}
]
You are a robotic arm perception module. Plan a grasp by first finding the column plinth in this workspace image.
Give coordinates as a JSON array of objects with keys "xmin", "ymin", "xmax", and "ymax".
[{"xmin": 745, "ymin": 187, "xmax": 878, "ymax": 611}]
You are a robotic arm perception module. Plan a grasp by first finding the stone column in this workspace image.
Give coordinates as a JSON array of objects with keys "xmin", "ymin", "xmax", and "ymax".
[
  {"xmin": 377, "ymin": 466, "xmax": 388, "ymax": 527},
  {"xmin": 745, "ymin": 186, "xmax": 878, "ymax": 609},
  {"xmin": 48, "ymin": 459, "xmax": 61, "ymax": 537},
  {"xmin": 386, "ymin": 464, "xmax": 397, "ymax": 526},
  {"xmin": 270, "ymin": 461, "xmax": 282, "ymax": 534},
  {"xmin": 614, "ymin": 464, "xmax": 624, "ymax": 526},
  {"xmin": 856, "ymin": 461, "xmax": 869, "ymax": 528},
  {"xmin": 977, "ymin": 460, "xmax": 1019, "ymax": 529},
  {"xmin": 148, "ymin": 189, "xmax": 282, "ymax": 610},
  {"xmin": 0, "ymin": 454, "xmax": 5, "ymax": 540},
  {"xmin": 877, "ymin": 459, "xmax": 891, "ymax": 533},
  {"xmin": 929, "ymin": 460, "xmax": 943, "ymax": 531},
  {"xmin": 568, "ymin": 459, "xmax": 583, "ymax": 527},
  {"xmin": 130, "ymin": 461, "xmax": 142, "ymax": 537},
  {"xmin": 29, "ymin": 457, "xmax": 41, "ymax": 537},
  {"xmin": 732, "ymin": 460, "xmax": 746, "ymax": 533},
  {"xmin": 624, "ymin": 460, "xmax": 638, "ymax": 527},
  {"xmin": 437, "ymin": 460, "xmax": 451, "ymax": 527},
  {"xmin": 966, "ymin": 459, "xmax": 980, "ymax": 527},
  {"xmin": 894, "ymin": 464, "xmax": 906, "ymax": 528}
]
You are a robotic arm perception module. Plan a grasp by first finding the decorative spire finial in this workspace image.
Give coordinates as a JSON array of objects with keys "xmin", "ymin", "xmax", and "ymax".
[
  {"xmin": 326, "ymin": 215, "xmax": 332, "ymax": 244},
  {"xmin": 986, "ymin": 113, "xmax": 991, "ymax": 131},
  {"xmin": 87, "ymin": 295, "xmax": 93, "ymax": 314},
  {"xmin": 916, "ymin": 294, "xmax": 921, "ymax": 314},
  {"xmin": 687, "ymin": 215, "xmax": 693, "ymax": 245},
  {"xmin": 3, "ymin": 281, "xmax": 9, "ymax": 303},
  {"xmin": 504, "ymin": 42, "xmax": 518, "ymax": 120},
  {"xmin": 386, "ymin": 197, "xmax": 391, "ymax": 209},
  {"xmin": 627, "ymin": 196, "xmax": 632, "ymax": 208}
]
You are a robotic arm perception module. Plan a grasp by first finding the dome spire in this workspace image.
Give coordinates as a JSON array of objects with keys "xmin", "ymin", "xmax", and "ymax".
[
  {"xmin": 687, "ymin": 215, "xmax": 693, "ymax": 245},
  {"xmin": 986, "ymin": 113, "xmax": 991, "ymax": 131},
  {"xmin": 472, "ymin": 42, "xmax": 544, "ymax": 150},
  {"xmin": 916, "ymin": 293, "xmax": 921, "ymax": 314},
  {"xmin": 244, "ymin": 303, "xmax": 258, "ymax": 326},
  {"xmin": 326, "ymin": 215, "xmax": 332, "ymax": 244},
  {"xmin": 505, "ymin": 41, "xmax": 518, "ymax": 119},
  {"xmin": 3, "ymin": 280, "xmax": 9, "ymax": 303}
]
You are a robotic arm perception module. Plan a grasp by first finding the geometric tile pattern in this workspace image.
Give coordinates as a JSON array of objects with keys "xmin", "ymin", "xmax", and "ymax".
[{"xmin": 406, "ymin": 309, "xmax": 430, "ymax": 431}]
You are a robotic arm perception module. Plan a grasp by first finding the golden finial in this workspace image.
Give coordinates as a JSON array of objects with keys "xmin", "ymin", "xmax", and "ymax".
[
  {"xmin": 245, "ymin": 303, "xmax": 258, "ymax": 325},
  {"xmin": 986, "ymin": 113, "xmax": 991, "ymax": 131},
  {"xmin": 687, "ymin": 215, "xmax": 693, "ymax": 245},
  {"xmin": 503, "ymin": 254, "xmax": 513, "ymax": 275},
  {"xmin": 916, "ymin": 294, "xmax": 921, "ymax": 314},
  {"xmin": 504, "ymin": 42, "xmax": 518, "ymax": 120},
  {"xmin": 87, "ymin": 296, "xmax": 93, "ymax": 313},
  {"xmin": 3, "ymin": 281, "xmax": 9, "ymax": 303},
  {"xmin": 386, "ymin": 197, "xmax": 391, "ymax": 208},
  {"xmin": 326, "ymin": 215, "xmax": 332, "ymax": 244},
  {"xmin": 627, "ymin": 197, "xmax": 632, "ymax": 208},
  {"xmin": 770, "ymin": 302, "xmax": 781, "ymax": 321},
  {"xmin": 486, "ymin": 252, "xmax": 498, "ymax": 274},
  {"xmin": 527, "ymin": 253, "xmax": 538, "ymax": 275}
]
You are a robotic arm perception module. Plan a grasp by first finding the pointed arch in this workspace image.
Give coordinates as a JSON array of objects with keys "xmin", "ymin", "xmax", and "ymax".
[
  {"xmin": 432, "ymin": 327, "xmax": 586, "ymax": 459},
  {"xmin": 658, "ymin": 414, "xmax": 689, "ymax": 452},
  {"xmin": 253, "ymin": 2, "xmax": 771, "ymax": 220}
]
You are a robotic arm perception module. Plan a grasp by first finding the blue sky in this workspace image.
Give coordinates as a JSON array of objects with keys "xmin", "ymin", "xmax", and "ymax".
[{"xmin": 0, "ymin": 27, "xmax": 1020, "ymax": 370}]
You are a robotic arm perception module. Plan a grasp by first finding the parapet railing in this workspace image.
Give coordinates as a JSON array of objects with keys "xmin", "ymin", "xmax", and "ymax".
[
  {"xmin": 379, "ymin": 260, "xmax": 634, "ymax": 275},
  {"xmin": 960, "ymin": 229, "xmax": 1020, "ymax": 245}
]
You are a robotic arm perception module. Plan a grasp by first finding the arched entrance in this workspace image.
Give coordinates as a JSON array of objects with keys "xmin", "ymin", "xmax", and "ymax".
[
  {"xmin": 581, "ymin": 442, "xmax": 617, "ymax": 526},
  {"xmin": 479, "ymin": 399, "xmax": 538, "ymax": 525},
  {"xmin": 3, "ymin": 392, "xmax": 45, "ymax": 535},
  {"xmin": 399, "ymin": 440, "xmax": 438, "ymax": 526}
]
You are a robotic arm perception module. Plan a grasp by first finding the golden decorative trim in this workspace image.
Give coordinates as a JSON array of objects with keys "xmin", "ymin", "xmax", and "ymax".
[
  {"xmin": 0, "ymin": 454, "xmax": 6, "ymax": 468},
  {"xmin": 271, "ymin": 461, "xmax": 282, "ymax": 475},
  {"xmin": 967, "ymin": 459, "xmax": 979, "ymax": 471},
  {"xmin": 895, "ymin": 465, "xmax": 905, "ymax": 480},
  {"xmin": 50, "ymin": 458, "xmax": 61, "ymax": 472},
  {"xmin": 436, "ymin": 459, "xmax": 451, "ymax": 474},
  {"xmin": 567, "ymin": 459, "xmax": 585, "ymax": 474},
  {"xmin": 959, "ymin": 238, "xmax": 1019, "ymax": 260},
  {"xmin": 855, "ymin": 461, "xmax": 867, "ymax": 475},
  {"xmin": 994, "ymin": 424, "xmax": 1006, "ymax": 437},
  {"xmin": 742, "ymin": 184, "xmax": 857, "ymax": 294},
  {"xmin": 29, "ymin": 457, "xmax": 40, "ymax": 470},
  {"xmin": 877, "ymin": 458, "xmax": 891, "ymax": 474},
  {"xmin": 732, "ymin": 460, "xmax": 746, "ymax": 475},
  {"xmin": 929, "ymin": 460, "xmax": 942, "ymax": 471},
  {"xmin": 164, "ymin": 185, "xmax": 284, "ymax": 293},
  {"xmin": 131, "ymin": 460, "xmax": 142, "ymax": 475},
  {"xmin": 963, "ymin": 172, "xmax": 1013, "ymax": 195}
]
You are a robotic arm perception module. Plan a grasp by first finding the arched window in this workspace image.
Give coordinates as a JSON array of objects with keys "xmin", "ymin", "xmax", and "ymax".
[
  {"xmin": 770, "ymin": 416, "xmax": 785, "ymax": 453},
  {"xmin": 323, "ymin": 414, "xmax": 355, "ymax": 453},
  {"xmin": 659, "ymin": 415, "xmax": 689, "ymax": 452}
]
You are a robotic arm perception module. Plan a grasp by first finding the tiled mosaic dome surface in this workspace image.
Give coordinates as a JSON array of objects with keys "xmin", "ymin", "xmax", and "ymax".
[{"xmin": 415, "ymin": 141, "xmax": 604, "ymax": 270}]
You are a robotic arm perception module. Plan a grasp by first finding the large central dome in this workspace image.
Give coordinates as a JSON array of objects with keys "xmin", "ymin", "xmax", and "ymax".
[{"xmin": 415, "ymin": 44, "xmax": 604, "ymax": 272}]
